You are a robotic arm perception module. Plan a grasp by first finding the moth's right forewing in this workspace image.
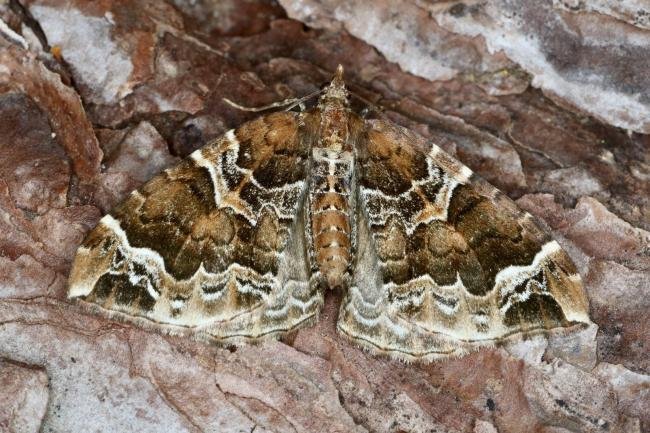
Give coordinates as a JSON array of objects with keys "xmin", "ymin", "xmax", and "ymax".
[{"xmin": 339, "ymin": 118, "xmax": 590, "ymax": 362}]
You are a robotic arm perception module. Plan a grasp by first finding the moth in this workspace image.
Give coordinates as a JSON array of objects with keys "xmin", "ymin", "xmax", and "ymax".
[{"xmin": 68, "ymin": 65, "xmax": 590, "ymax": 361}]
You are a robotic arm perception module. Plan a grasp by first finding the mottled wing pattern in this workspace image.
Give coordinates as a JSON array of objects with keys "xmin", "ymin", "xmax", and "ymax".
[
  {"xmin": 338, "ymin": 119, "xmax": 590, "ymax": 361},
  {"xmin": 68, "ymin": 112, "xmax": 322, "ymax": 343}
]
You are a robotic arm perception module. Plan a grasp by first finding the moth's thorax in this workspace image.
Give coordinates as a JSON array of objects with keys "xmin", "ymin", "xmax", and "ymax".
[
  {"xmin": 317, "ymin": 65, "xmax": 350, "ymax": 153},
  {"xmin": 317, "ymin": 85, "xmax": 350, "ymax": 152},
  {"xmin": 309, "ymin": 94, "xmax": 355, "ymax": 289},
  {"xmin": 318, "ymin": 104, "xmax": 349, "ymax": 152}
]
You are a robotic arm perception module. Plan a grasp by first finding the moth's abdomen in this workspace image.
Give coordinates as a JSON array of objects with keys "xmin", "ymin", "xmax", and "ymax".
[{"xmin": 310, "ymin": 149, "xmax": 354, "ymax": 289}]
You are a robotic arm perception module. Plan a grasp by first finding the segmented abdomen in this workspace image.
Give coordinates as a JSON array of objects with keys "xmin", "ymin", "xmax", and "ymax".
[{"xmin": 309, "ymin": 149, "xmax": 354, "ymax": 289}]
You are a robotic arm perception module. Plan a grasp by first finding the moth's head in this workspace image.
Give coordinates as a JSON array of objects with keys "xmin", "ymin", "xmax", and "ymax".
[{"xmin": 319, "ymin": 64, "xmax": 349, "ymax": 106}]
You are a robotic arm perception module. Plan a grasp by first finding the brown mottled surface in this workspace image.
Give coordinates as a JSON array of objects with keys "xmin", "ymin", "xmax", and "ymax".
[{"xmin": 0, "ymin": 0, "xmax": 648, "ymax": 432}]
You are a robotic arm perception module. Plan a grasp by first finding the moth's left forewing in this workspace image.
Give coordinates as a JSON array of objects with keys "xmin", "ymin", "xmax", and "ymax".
[
  {"xmin": 68, "ymin": 112, "xmax": 322, "ymax": 343},
  {"xmin": 340, "ymin": 118, "xmax": 590, "ymax": 361}
]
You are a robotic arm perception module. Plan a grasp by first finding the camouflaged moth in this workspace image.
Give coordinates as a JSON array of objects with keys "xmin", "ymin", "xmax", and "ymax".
[{"xmin": 68, "ymin": 66, "xmax": 590, "ymax": 361}]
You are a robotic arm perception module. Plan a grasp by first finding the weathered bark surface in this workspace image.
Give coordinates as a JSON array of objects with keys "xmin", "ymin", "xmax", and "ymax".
[
  {"xmin": 0, "ymin": 1, "xmax": 648, "ymax": 432},
  {"xmin": 280, "ymin": 0, "xmax": 650, "ymax": 134}
]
